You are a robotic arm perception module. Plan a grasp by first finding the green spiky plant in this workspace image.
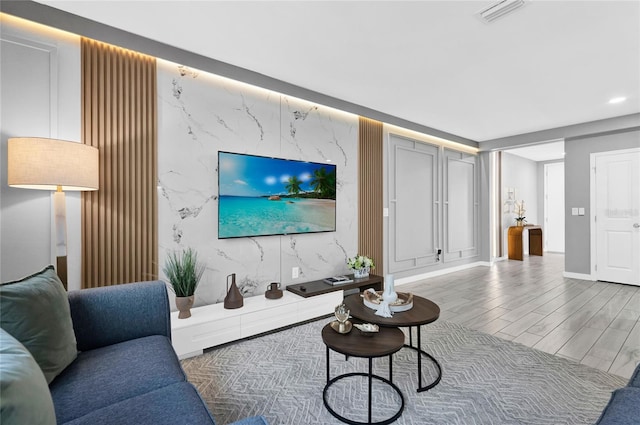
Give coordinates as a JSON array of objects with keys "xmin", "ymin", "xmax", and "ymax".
[{"xmin": 163, "ymin": 248, "xmax": 205, "ymax": 297}]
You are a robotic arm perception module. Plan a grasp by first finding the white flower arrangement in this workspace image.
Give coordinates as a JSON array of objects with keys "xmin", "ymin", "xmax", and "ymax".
[
  {"xmin": 347, "ymin": 254, "xmax": 375, "ymax": 270},
  {"xmin": 514, "ymin": 200, "xmax": 526, "ymax": 224}
]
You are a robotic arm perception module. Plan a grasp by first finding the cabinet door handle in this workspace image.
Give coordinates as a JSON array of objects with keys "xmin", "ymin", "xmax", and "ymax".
[{"xmin": 634, "ymin": 223, "xmax": 640, "ymax": 228}]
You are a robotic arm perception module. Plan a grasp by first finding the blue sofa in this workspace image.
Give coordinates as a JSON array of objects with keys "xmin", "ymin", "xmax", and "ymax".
[
  {"xmin": 0, "ymin": 271, "xmax": 267, "ymax": 425},
  {"xmin": 596, "ymin": 363, "xmax": 640, "ymax": 424},
  {"xmin": 54, "ymin": 280, "xmax": 267, "ymax": 425}
]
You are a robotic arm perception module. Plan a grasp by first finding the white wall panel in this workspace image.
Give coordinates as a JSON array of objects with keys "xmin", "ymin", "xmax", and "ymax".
[
  {"xmin": 387, "ymin": 133, "xmax": 479, "ymax": 276},
  {"xmin": 444, "ymin": 151, "xmax": 478, "ymax": 260},
  {"xmin": 1, "ymin": 20, "xmax": 81, "ymax": 286},
  {"xmin": 388, "ymin": 134, "xmax": 439, "ymax": 272}
]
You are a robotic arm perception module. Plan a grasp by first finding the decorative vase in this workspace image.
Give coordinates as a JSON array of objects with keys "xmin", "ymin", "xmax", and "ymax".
[
  {"xmin": 353, "ymin": 266, "xmax": 370, "ymax": 279},
  {"xmin": 516, "ymin": 220, "xmax": 524, "ymax": 227},
  {"xmin": 224, "ymin": 273, "xmax": 243, "ymax": 309},
  {"xmin": 265, "ymin": 282, "xmax": 283, "ymax": 299},
  {"xmin": 382, "ymin": 274, "xmax": 397, "ymax": 304},
  {"xmin": 175, "ymin": 295, "xmax": 194, "ymax": 319}
]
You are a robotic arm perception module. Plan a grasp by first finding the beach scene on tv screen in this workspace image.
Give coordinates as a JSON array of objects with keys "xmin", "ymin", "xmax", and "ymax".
[{"xmin": 218, "ymin": 152, "xmax": 337, "ymax": 238}]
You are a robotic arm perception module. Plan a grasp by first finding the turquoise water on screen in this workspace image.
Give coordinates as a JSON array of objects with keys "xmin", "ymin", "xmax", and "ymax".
[{"xmin": 219, "ymin": 196, "xmax": 336, "ymax": 238}]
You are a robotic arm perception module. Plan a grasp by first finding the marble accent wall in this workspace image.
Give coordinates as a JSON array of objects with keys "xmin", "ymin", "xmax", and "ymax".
[{"xmin": 157, "ymin": 60, "xmax": 358, "ymax": 307}]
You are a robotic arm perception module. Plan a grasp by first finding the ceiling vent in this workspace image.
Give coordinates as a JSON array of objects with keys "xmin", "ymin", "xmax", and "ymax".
[{"xmin": 477, "ymin": 0, "xmax": 526, "ymax": 23}]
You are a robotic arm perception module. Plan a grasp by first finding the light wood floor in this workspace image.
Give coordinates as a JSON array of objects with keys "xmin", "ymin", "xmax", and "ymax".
[{"xmin": 400, "ymin": 253, "xmax": 640, "ymax": 380}]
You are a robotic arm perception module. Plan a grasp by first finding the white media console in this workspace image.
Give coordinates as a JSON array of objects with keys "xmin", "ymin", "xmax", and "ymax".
[
  {"xmin": 170, "ymin": 290, "xmax": 342, "ymax": 358},
  {"xmin": 169, "ymin": 274, "xmax": 384, "ymax": 359}
]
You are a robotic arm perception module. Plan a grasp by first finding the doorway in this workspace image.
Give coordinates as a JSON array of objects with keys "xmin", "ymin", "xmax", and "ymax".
[
  {"xmin": 591, "ymin": 148, "xmax": 640, "ymax": 286},
  {"xmin": 544, "ymin": 162, "xmax": 565, "ymax": 253}
]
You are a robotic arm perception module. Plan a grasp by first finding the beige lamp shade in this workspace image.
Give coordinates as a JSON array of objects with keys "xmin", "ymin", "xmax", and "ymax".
[{"xmin": 8, "ymin": 138, "xmax": 99, "ymax": 191}]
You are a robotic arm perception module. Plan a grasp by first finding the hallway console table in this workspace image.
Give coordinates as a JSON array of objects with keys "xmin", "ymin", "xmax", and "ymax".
[{"xmin": 508, "ymin": 225, "xmax": 543, "ymax": 261}]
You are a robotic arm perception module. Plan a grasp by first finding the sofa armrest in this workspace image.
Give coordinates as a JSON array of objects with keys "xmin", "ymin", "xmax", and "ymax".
[{"xmin": 68, "ymin": 281, "xmax": 171, "ymax": 352}]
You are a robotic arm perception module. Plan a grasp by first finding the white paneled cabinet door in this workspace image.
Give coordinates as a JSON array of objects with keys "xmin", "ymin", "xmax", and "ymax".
[
  {"xmin": 444, "ymin": 150, "xmax": 478, "ymax": 262},
  {"xmin": 388, "ymin": 134, "xmax": 439, "ymax": 272},
  {"xmin": 595, "ymin": 148, "xmax": 640, "ymax": 286}
]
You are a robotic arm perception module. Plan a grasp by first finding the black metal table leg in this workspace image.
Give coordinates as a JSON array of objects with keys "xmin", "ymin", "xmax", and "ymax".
[
  {"xmin": 368, "ymin": 358, "xmax": 373, "ymax": 423},
  {"xmin": 323, "ymin": 372, "xmax": 405, "ymax": 425},
  {"xmin": 326, "ymin": 345, "xmax": 330, "ymax": 385},
  {"xmin": 403, "ymin": 325, "xmax": 442, "ymax": 393}
]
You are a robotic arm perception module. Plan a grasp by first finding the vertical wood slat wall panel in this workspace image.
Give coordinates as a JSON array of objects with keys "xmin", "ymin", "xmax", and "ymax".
[
  {"xmin": 81, "ymin": 38, "xmax": 157, "ymax": 288},
  {"xmin": 358, "ymin": 118, "xmax": 384, "ymax": 276}
]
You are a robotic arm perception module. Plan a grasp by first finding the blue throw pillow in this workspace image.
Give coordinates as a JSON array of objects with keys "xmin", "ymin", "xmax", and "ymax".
[
  {"xmin": 0, "ymin": 328, "xmax": 56, "ymax": 424},
  {"xmin": 0, "ymin": 265, "xmax": 77, "ymax": 383}
]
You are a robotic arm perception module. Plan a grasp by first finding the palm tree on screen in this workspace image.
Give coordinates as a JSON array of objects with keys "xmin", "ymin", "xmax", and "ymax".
[
  {"xmin": 286, "ymin": 176, "xmax": 302, "ymax": 196},
  {"xmin": 310, "ymin": 167, "xmax": 336, "ymax": 199}
]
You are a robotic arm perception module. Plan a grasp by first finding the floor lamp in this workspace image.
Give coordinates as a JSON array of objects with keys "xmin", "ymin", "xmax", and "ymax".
[{"xmin": 7, "ymin": 137, "xmax": 99, "ymax": 289}]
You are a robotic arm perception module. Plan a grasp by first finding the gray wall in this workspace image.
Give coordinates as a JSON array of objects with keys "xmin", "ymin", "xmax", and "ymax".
[{"xmin": 564, "ymin": 130, "xmax": 640, "ymax": 274}]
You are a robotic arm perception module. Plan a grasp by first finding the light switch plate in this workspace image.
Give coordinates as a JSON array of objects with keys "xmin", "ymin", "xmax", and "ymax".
[
  {"xmin": 578, "ymin": 208, "xmax": 585, "ymax": 216},
  {"xmin": 572, "ymin": 208, "xmax": 579, "ymax": 216}
]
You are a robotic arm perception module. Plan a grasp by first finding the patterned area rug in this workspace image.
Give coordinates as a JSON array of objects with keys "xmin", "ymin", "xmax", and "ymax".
[{"xmin": 181, "ymin": 319, "xmax": 625, "ymax": 425}]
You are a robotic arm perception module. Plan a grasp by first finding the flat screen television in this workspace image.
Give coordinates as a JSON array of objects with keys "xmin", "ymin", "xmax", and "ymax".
[{"xmin": 218, "ymin": 151, "xmax": 337, "ymax": 239}]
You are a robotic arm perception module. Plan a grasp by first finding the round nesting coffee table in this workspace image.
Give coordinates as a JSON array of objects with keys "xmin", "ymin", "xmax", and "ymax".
[
  {"xmin": 321, "ymin": 322, "xmax": 405, "ymax": 425},
  {"xmin": 344, "ymin": 293, "xmax": 442, "ymax": 393}
]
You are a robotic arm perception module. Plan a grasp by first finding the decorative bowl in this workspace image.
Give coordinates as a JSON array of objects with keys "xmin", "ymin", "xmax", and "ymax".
[
  {"xmin": 362, "ymin": 290, "xmax": 414, "ymax": 312},
  {"xmin": 354, "ymin": 323, "xmax": 379, "ymax": 336}
]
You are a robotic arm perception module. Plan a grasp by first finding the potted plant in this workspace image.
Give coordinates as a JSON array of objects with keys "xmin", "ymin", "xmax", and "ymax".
[
  {"xmin": 347, "ymin": 254, "xmax": 375, "ymax": 278},
  {"xmin": 514, "ymin": 200, "xmax": 527, "ymax": 226},
  {"xmin": 163, "ymin": 247, "xmax": 205, "ymax": 319}
]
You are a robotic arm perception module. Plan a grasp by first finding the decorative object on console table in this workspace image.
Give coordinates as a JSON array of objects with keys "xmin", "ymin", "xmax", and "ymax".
[
  {"xmin": 224, "ymin": 273, "xmax": 243, "ymax": 309},
  {"xmin": 331, "ymin": 302, "xmax": 352, "ymax": 334},
  {"xmin": 163, "ymin": 247, "xmax": 205, "ymax": 319},
  {"xmin": 347, "ymin": 254, "xmax": 375, "ymax": 278},
  {"xmin": 382, "ymin": 273, "xmax": 398, "ymax": 303},
  {"xmin": 514, "ymin": 200, "xmax": 526, "ymax": 226},
  {"xmin": 265, "ymin": 282, "xmax": 283, "ymax": 299},
  {"xmin": 7, "ymin": 138, "xmax": 99, "ymax": 289}
]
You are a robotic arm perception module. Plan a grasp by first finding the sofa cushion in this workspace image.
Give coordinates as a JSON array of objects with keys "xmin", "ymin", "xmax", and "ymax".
[
  {"xmin": 627, "ymin": 363, "xmax": 640, "ymax": 388},
  {"xmin": 0, "ymin": 328, "xmax": 56, "ymax": 425},
  {"xmin": 62, "ymin": 382, "xmax": 215, "ymax": 425},
  {"xmin": 0, "ymin": 265, "xmax": 77, "ymax": 383},
  {"xmin": 50, "ymin": 335, "xmax": 186, "ymax": 423},
  {"xmin": 596, "ymin": 387, "xmax": 640, "ymax": 424}
]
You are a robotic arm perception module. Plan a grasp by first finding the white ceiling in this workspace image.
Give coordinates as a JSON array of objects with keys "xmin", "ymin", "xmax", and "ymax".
[
  {"xmin": 35, "ymin": 0, "xmax": 640, "ymax": 146},
  {"xmin": 504, "ymin": 140, "xmax": 564, "ymax": 162}
]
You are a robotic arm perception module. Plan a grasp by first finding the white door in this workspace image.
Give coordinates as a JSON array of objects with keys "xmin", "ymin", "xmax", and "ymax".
[
  {"xmin": 544, "ymin": 162, "xmax": 565, "ymax": 252},
  {"xmin": 594, "ymin": 148, "xmax": 640, "ymax": 286}
]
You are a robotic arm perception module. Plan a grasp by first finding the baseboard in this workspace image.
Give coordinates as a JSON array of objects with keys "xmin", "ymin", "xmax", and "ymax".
[
  {"xmin": 563, "ymin": 271, "xmax": 595, "ymax": 281},
  {"xmin": 395, "ymin": 261, "xmax": 491, "ymax": 286}
]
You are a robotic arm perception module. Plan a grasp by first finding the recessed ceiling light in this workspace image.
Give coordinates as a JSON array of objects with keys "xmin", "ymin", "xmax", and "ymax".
[{"xmin": 609, "ymin": 97, "xmax": 627, "ymax": 104}]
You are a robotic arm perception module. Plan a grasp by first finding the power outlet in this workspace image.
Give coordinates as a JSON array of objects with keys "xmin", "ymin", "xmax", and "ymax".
[{"xmin": 292, "ymin": 267, "xmax": 299, "ymax": 279}]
